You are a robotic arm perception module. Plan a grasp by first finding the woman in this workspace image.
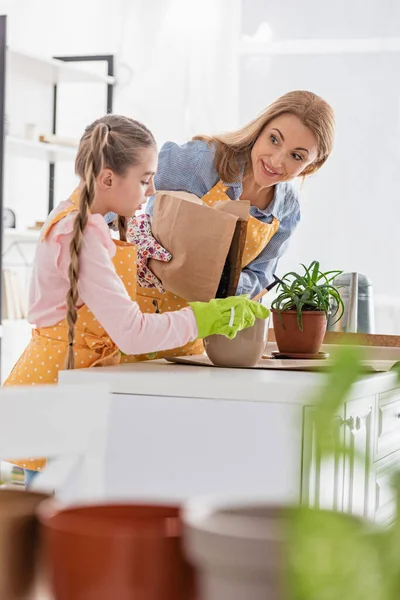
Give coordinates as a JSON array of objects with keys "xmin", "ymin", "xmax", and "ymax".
[
  {"xmin": 149, "ymin": 90, "xmax": 333, "ymax": 292},
  {"xmin": 106, "ymin": 90, "xmax": 335, "ymax": 362}
]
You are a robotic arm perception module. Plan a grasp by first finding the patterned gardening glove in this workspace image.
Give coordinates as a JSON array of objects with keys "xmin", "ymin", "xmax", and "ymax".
[
  {"xmin": 189, "ymin": 296, "xmax": 270, "ymax": 340},
  {"xmin": 126, "ymin": 214, "xmax": 172, "ymax": 293}
]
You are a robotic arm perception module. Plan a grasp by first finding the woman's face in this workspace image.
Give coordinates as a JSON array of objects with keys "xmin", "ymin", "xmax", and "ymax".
[{"xmin": 251, "ymin": 113, "xmax": 319, "ymax": 188}]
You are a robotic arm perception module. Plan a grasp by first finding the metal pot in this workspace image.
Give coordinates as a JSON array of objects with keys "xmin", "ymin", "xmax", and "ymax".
[{"xmin": 328, "ymin": 273, "xmax": 375, "ymax": 334}]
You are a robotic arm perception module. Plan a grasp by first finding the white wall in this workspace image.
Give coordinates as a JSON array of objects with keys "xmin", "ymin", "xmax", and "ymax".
[
  {"xmin": 4, "ymin": 0, "xmax": 121, "ymax": 55},
  {"xmin": 239, "ymin": 0, "xmax": 400, "ymax": 311},
  {"xmin": 113, "ymin": 0, "xmax": 240, "ymax": 145}
]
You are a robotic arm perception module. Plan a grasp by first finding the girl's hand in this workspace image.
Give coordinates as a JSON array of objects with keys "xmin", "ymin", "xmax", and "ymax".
[
  {"xmin": 189, "ymin": 296, "xmax": 270, "ymax": 339},
  {"xmin": 127, "ymin": 214, "xmax": 172, "ymax": 292}
]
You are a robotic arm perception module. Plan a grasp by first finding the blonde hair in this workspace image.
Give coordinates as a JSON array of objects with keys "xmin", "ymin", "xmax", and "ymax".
[
  {"xmin": 66, "ymin": 115, "xmax": 155, "ymax": 370},
  {"xmin": 194, "ymin": 90, "xmax": 335, "ymax": 183}
]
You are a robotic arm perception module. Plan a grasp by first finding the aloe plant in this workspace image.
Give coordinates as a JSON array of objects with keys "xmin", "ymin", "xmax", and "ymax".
[{"xmin": 271, "ymin": 260, "xmax": 344, "ymax": 330}]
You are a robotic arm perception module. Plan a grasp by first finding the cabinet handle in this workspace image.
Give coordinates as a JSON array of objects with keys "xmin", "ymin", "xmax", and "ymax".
[
  {"xmin": 339, "ymin": 416, "xmax": 353, "ymax": 429},
  {"xmin": 339, "ymin": 415, "xmax": 366, "ymax": 434}
]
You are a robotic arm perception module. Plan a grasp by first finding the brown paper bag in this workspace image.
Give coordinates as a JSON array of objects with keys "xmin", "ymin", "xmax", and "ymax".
[{"xmin": 148, "ymin": 192, "xmax": 249, "ymax": 302}]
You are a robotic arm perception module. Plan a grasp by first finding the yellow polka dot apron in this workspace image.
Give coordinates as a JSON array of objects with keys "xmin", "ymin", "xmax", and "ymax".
[
  {"xmin": 123, "ymin": 180, "xmax": 280, "ymax": 363},
  {"xmin": 3, "ymin": 191, "xmax": 138, "ymax": 471}
]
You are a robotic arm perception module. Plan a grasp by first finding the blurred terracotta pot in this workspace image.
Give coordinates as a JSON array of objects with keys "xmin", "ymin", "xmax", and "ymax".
[
  {"xmin": 38, "ymin": 501, "xmax": 196, "ymax": 600},
  {"xmin": 204, "ymin": 317, "xmax": 268, "ymax": 367},
  {"xmin": 0, "ymin": 487, "xmax": 50, "ymax": 599}
]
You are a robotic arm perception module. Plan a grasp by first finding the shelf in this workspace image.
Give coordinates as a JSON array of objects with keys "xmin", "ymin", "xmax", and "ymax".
[
  {"xmin": 2, "ymin": 318, "xmax": 29, "ymax": 327},
  {"xmin": 6, "ymin": 135, "xmax": 77, "ymax": 162},
  {"xmin": 239, "ymin": 37, "xmax": 400, "ymax": 56},
  {"xmin": 7, "ymin": 47, "xmax": 116, "ymax": 85},
  {"xmin": 3, "ymin": 228, "xmax": 41, "ymax": 243}
]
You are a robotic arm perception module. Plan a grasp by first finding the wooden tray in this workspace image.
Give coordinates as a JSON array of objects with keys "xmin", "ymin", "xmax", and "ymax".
[{"xmin": 166, "ymin": 354, "xmax": 400, "ymax": 373}]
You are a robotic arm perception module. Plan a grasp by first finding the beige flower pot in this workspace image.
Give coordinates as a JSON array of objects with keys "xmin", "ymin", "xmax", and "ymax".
[
  {"xmin": 204, "ymin": 317, "xmax": 268, "ymax": 367},
  {"xmin": 183, "ymin": 496, "xmax": 286, "ymax": 600}
]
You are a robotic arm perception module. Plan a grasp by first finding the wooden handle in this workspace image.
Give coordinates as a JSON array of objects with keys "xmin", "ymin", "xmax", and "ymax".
[
  {"xmin": 251, "ymin": 275, "xmax": 281, "ymax": 303},
  {"xmin": 251, "ymin": 288, "xmax": 269, "ymax": 302}
]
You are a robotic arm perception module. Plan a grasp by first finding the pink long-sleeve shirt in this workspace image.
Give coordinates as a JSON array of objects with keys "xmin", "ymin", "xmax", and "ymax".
[{"xmin": 28, "ymin": 200, "xmax": 198, "ymax": 355}]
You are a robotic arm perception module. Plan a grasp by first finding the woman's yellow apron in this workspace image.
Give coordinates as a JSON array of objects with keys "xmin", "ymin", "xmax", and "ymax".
[
  {"xmin": 3, "ymin": 193, "xmax": 138, "ymax": 471},
  {"xmin": 124, "ymin": 180, "xmax": 280, "ymax": 363}
]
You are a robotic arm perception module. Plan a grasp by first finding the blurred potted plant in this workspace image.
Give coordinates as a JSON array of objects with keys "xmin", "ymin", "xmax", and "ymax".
[
  {"xmin": 271, "ymin": 260, "xmax": 344, "ymax": 355},
  {"xmin": 286, "ymin": 352, "xmax": 400, "ymax": 600}
]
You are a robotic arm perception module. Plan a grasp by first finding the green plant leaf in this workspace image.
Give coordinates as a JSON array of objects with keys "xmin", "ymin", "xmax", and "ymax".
[
  {"xmin": 310, "ymin": 345, "xmax": 364, "ymax": 457},
  {"xmin": 297, "ymin": 302, "xmax": 304, "ymax": 330},
  {"xmin": 300, "ymin": 290, "xmax": 312, "ymax": 303},
  {"xmin": 287, "ymin": 508, "xmax": 389, "ymax": 600},
  {"xmin": 317, "ymin": 269, "xmax": 343, "ymax": 284},
  {"xmin": 311, "ymin": 260, "xmax": 320, "ymax": 284}
]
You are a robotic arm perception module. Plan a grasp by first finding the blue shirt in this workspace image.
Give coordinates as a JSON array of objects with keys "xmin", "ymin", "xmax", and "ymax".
[{"xmin": 105, "ymin": 139, "xmax": 301, "ymax": 297}]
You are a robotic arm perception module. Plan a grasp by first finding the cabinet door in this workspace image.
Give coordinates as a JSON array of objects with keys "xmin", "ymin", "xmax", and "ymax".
[
  {"xmin": 301, "ymin": 407, "xmax": 345, "ymax": 511},
  {"xmin": 375, "ymin": 389, "xmax": 400, "ymax": 461},
  {"xmin": 374, "ymin": 450, "xmax": 400, "ymax": 526},
  {"xmin": 104, "ymin": 394, "xmax": 304, "ymax": 502},
  {"xmin": 342, "ymin": 396, "xmax": 375, "ymax": 519}
]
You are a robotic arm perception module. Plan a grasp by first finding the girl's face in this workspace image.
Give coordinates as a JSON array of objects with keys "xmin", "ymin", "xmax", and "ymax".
[
  {"xmin": 250, "ymin": 113, "xmax": 319, "ymax": 187},
  {"xmin": 96, "ymin": 146, "xmax": 158, "ymax": 218}
]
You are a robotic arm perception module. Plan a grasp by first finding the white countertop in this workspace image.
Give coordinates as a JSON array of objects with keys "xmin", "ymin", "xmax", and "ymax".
[{"xmin": 58, "ymin": 358, "xmax": 399, "ymax": 405}]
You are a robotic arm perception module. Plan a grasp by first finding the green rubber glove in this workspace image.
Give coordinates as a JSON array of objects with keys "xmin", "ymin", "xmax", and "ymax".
[{"xmin": 189, "ymin": 296, "xmax": 270, "ymax": 340}]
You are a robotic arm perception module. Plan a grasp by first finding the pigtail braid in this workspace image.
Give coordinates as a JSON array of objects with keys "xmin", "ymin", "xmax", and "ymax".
[
  {"xmin": 118, "ymin": 216, "xmax": 127, "ymax": 242},
  {"xmin": 65, "ymin": 123, "xmax": 109, "ymax": 369}
]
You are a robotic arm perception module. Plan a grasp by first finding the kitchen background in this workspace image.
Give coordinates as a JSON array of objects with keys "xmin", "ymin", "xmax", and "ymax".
[{"xmin": 0, "ymin": 0, "xmax": 399, "ymax": 379}]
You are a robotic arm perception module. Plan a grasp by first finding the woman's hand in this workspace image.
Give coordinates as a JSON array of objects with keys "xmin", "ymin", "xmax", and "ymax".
[{"xmin": 126, "ymin": 214, "xmax": 172, "ymax": 292}]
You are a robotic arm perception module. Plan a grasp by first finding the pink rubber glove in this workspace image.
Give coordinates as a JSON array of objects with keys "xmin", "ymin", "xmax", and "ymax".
[{"xmin": 126, "ymin": 214, "xmax": 172, "ymax": 292}]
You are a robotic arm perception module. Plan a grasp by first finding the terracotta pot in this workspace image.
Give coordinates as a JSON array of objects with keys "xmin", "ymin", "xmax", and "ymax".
[
  {"xmin": 38, "ymin": 501, "xmax": 196, "ymax": 600},
  {"xmin": 204, "ymin": 317, "xmax": 268, "ymax": 367},
  {"xmin": 0, "ymin": 487, "xmax": 50, "ymax": 599},
  {"xmin": 183, "ymin": 497, "xmax": 287, "ymax": 600},
  {"xmin": 272, "ymin": 310, "xmax": 327, "ymax": 354}
]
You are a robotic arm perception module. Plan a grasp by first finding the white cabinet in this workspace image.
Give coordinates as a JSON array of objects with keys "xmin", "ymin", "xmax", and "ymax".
[
  {"xmin": 302, "ymin": 390, "xmax": 400, "ymax": 522},
  {"xmin": 58, "ymin": 361, "xmax": 400, "ymax": 520}
]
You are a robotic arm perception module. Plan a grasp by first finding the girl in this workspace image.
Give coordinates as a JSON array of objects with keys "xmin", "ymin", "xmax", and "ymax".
[
  {"xmin": 3, "ymin": 114, "xmax": 268, "ymax": 478},
  {"xmin": 112, "ymin": 90, "xmax": 335, "ymax": 362}
]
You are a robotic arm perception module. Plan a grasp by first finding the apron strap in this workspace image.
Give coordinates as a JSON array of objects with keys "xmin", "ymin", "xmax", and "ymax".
[
  {"xmin": 202, "ymin": 180, "xmax": 229, "ymax": 207},
  {"xmin": 201, "ymin": 180, "xmax": 280, "ymax": 268},
  {"xmin": 41, "ymin": 188, "xmax": 83, "ymax": 241}
]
